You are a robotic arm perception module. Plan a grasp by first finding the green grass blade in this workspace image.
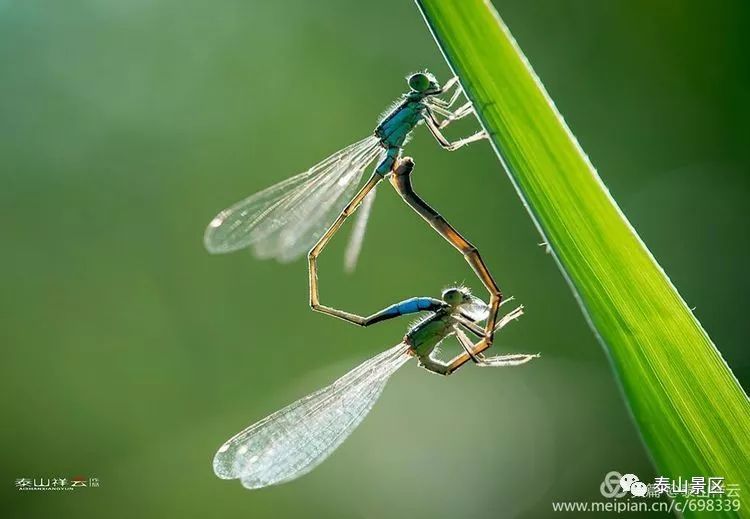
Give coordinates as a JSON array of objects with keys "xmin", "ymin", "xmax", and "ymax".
[{"xmin": 416, "ymin": 0, "xmax": 749, "ymax": 513}]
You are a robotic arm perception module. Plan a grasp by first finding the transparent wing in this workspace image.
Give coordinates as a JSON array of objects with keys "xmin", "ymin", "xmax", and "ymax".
[
  {"xmin": 252, "ymin": 139, "xmax": 384, "ymax": 262},
  {"xmin": 458, "ymin": 294, "xmax": 490, "ymax": 322},
  {"xmin": 213, "ymin": 343, "xmax": 410, "ymax": 489},
  {"xmin": 205, "ymin": 136, "xmax": 383, "ymax": 260},
  {"xmin": 343, "ymin": 187, "xmax": 377, "ymax": 273}
]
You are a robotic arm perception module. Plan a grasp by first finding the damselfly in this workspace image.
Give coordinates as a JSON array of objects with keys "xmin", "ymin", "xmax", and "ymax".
[
  {"xmin": 204, "ymin": 72, "xmax": 503, "ymax": 357},
  {"xmin": 213, "ymin": 286, "xmax": 537, "ymax": 489}
]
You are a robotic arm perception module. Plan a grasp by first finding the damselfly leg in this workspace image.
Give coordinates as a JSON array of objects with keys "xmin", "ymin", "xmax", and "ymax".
[
  {"xmin": 308, "ymin": 174, "xmax": 384, "ymax": 322},
  {"xmin": 411, "ymin": 299, "xmax": 526, "ymax": 376},
  {"xmin": 428, "ymin": 101, "xmax": 476, "ymax": 127},
  {"xmin": 309, "ymin": 156, "xmax": 501, "ymax": 350},
  {"xmin": 446, "ymin": 305, "xmax": 528, "ymax": 374},
  {"xmin": 453, "ymin": 307, "xmax": 537, "ymax": 370},
  {"xmin": 389, "ymin": 157, "xmax": 502, "ymax": 348}
]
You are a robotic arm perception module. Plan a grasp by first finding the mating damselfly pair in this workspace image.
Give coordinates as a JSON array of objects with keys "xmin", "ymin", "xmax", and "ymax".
[{"xmin": 205, "ymin": 72, "xmax": 538, "ymax": 488}]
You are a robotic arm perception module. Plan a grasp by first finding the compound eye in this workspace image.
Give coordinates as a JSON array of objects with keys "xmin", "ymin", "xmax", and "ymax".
[
  {"xmin": 442, "ymin": 288, "xmax": 462, "ymax": 305},
  {"xmin": 408, "ymin": 73, "xmax": 431, "ymax": 92}
]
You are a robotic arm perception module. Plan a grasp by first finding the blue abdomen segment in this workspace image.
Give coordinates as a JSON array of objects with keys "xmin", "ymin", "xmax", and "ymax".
[
  {"xmin": 375, "ymin": 147, "xmax": 400, "ymax": 175},
  {"xmin": 368, "ymin": 297, "xmax": 442, "ymax": 325},
  {"xmin": 395, "ymin": 297, "xmax": 435, "ymax": 314}
]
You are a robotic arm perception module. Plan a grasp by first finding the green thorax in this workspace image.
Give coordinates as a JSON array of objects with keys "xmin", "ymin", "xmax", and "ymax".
[
  {"xmin": 374, "ymin": 93, "xmax": 427, "ymax": 148},
  {"xmin": 405, "ymin": 310, "xmax": 455, "ymax": 358}
]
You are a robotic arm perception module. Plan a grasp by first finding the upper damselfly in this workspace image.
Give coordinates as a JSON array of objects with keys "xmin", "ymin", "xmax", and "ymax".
[{"xmin": 204, "ymin": 72, "xmax": 503, "ymax": 357}]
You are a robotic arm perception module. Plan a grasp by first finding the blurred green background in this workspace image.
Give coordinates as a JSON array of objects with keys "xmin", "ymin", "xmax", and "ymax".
[{"xmin": 2, "ymin": 1, "xmax": 748, "ymax": 517}]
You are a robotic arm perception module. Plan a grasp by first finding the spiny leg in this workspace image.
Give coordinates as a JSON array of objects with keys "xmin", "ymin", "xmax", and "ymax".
[
  {"xmin": 389, "ymin": 158, "xmax": 502, "ymax": 350},
  {"xmin": 477, "ymin": 354, "xmax": 540, "ymax": 367},
  {"xmin": 423, "ymin": 111, "xmax": 487, "ymax": 151},
  {"xmin": 417, "ymin": 306, "xmax": 526, "ymax": 376},
  {"xmin": 453, "ymin": 305, "xmax": 523, "ymax": 364},
  {"xmin": 308, "ymin": 174, "xmax": 383, "ymax": 323},
  {"xmin": 454, "ymin": 324, "xmax": 538, "ymax": 368},
  {"xmin": 416, "ymin": 353, "xmax": 452, "ymax": 376},
  {"xmin": 431, "ymin": 76, "xmax": 463, "ymax": 108},
  {"xmin": 455, "ymin": 303, "xmax": 522, "ymax": 340},
  {"xmin": 447, "ymin": 306, "xmax": 523, "ymax": 375},
  {"xmin": 427, "ymin": 101, "xmax": 476, "ymax": 129},
  {"xmin": 446, "ymin": 306, "xmax": 526, "ymax": 374}
]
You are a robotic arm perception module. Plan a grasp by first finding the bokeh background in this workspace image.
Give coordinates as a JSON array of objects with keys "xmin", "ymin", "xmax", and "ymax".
[{"xmin": 2, "ymin": 1, "xmax": 748, "ymax": 517}]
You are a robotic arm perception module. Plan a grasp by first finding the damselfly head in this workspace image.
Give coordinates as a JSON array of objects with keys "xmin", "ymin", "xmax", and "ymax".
[
  {"xmin": 407, "ymin": 71, "xmax": 439, "ymax": 94},
  {"xmin": 442, "ymin": 284, "xmax": 490, "ymax": 322},
  {"xmin": 441, "ymin": 284, "xmax": 471, "ymax": 307}
]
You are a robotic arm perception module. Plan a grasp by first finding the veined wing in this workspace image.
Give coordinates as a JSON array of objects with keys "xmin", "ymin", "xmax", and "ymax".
[
  {"xmin": 252, "ymin": 138, "xmax": 383, "ymax": 262},
  {"xmin": 213, "ymin": 343, "xmax": 410, "ymax": 489},
  {"xmin": 205, "ymin": 136, "xmax": 383, "ymax": 260},
  {"xmin": 343, "ymin": 187, "xmax": 377, "ymax": 273}
]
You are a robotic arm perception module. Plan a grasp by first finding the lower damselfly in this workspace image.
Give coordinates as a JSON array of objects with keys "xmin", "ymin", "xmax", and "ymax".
[{"xmin": 213, "ymin": 286, "xmax": 537, "ymax": 489}]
